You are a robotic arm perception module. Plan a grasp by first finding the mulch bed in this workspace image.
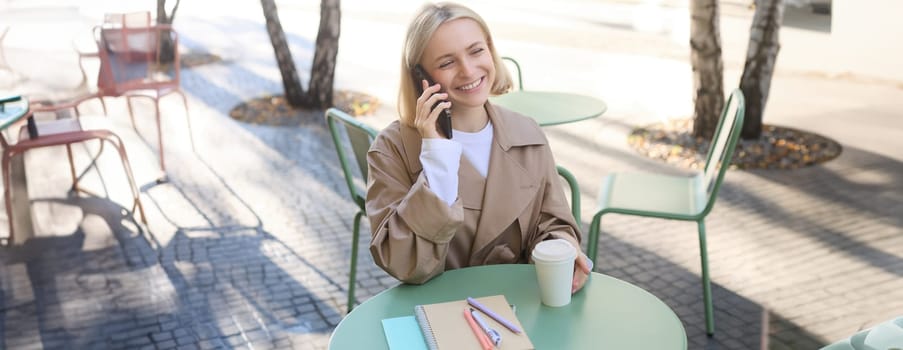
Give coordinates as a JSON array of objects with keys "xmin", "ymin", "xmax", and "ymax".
[
  {"xmin": 174, "ymin": 47, "xmax": 382, "ymax": 127},
  {"xmin": 181, "ymin": 52, "xmax": 224, "ymax": 68},
  {"xmin": 228, "ymin": 90, "xmax": 380, "ymax": 126},
  {"xmin": 178, "ymin": 50, "xmax": 383, "ymax": 126},
  {"xmin": 628, "ymin": 118, "xmax": 842, "ymax": 170}
]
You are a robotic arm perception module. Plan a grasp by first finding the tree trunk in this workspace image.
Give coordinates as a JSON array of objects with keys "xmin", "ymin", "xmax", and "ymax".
[
  {"xmin": 307, "ymin": 0, "xmax": 341, "ymax": 108},
  {"xmin": 739, "ymin": 0, "xmax": 784, "ymax": 139},
  {"xmin": 690, "ymin": 0, "xmax": 725, "ymax": 139},
  {"xmin": 156, "ymin": 0, "xmax": 180, "ymax": 64},
  {"xmin": 260, "ymin": 0, "xmax": 306, "ymax": 106}
]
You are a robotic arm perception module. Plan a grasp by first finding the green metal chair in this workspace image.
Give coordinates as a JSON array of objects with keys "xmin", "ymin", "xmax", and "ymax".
[
  {"xmin": 501, "ymin": 56, "xmax": 523, "ymax": 91},
  {"xmin": 325, "ymin": 108, "xmax": 378, "ymax": 314},
  {"xmin": 586, "ymin": 89, "xmax": 745, "ymax": 335},
  {"xmin": 556, "ymin": 165, "xmax": 581, "ymax": 225}
]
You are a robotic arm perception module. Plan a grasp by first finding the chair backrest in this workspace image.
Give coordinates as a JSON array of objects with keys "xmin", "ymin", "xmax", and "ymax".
[
  {"xmin": 93, "ymin": 13, "xmax": 180, "ymax": 96},
  {"xmin": 325, "ymin": 108, "xmax": 379, "ymax": 211},
  {"xmin": 699, "ymin": 88, "xmax": 745, "ymax": 216},
  {"xmin": 501, "ymin": 56, "xmax": 523, "ymax": 91},
  {"xmin": 102, "ymin": 12, "xmax": 153, "ymax": 59},
  {"xmin": 556, "ymin": 165, "xmax": 581, "ymax": 224}
]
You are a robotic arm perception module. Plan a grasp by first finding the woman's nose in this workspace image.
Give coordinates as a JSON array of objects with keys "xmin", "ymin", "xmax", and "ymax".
[{"xmin": 458, "ymin": 57, "xmax": 476, "ymax": 77}]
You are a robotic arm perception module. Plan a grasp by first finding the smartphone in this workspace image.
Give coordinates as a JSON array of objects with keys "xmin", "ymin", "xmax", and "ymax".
[{"xmin": 412, "ymin": 65, "xmax": 453, "ymax": 139}]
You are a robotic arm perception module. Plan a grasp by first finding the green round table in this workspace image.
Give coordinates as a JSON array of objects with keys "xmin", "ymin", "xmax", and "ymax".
[
  {"xmin": 329, "ymin": 264, "xmax": 686, "ymax": 349},
  {"xmin": 490, "ymin": 91, "xmax": 607, "ymax": 126},
  {"xmin": 0, "ymin": 95, "xmax": 29, "ymax": 129}
]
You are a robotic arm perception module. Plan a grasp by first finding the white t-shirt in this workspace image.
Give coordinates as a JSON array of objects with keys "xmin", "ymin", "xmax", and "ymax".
[{"xmin": 419, "ymin": 122, "xmax": 494, "ymax": 205}]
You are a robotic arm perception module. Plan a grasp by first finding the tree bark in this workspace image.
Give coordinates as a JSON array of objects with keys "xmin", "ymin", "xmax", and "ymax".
[
  {"xmin": 739, "ymin": 0, "xmax": 784, "ymax": 139},
  {"xmin": 690, "ymin": 0, "xmax": 725, "ymax": 139},
  {"xmin": 260, "ymin": 0, "xmax": 306, "ymax": 106},
  {"xmin": 156, "ymin": 0, "xmax": 180, "ymax": 63},
  {"xmin": 155, "ymin": 0, "xmax": 179, "ymax": 24},
  {"xmin": 306, "ymin": 0, "xmax": 341, "ymax": 108}
]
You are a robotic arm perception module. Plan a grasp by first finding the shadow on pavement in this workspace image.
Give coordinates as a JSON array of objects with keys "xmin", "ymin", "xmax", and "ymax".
[
  {"xmin": 0, "ymin": 152, "xmax": 349, "ymax": 348},
  {"xmin": 737, "ymin": 145, "xmax": 903, "ymax": 277},
  {"xmin": 136, "ymin": 153, "xmax": 348, "ymax": 348},
  {"xmin": 0, "ymin": 195, "xmax": 153, "ymax": 348},
  {"xmin": 594, "ymin": 220, "xmax": 826, "ymax": 349}
]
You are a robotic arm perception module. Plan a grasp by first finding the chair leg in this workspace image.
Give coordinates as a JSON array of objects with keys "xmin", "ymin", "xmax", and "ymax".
[
  {"xmin": 69, "ymin": 140, "xmax": 109, "ymax": 196},
  {"xmin": 2, "ymin": 152, "xmax": 14, "ymax": 245},
  {"xmin": 698, "ymin": 220, "xmax": 715, "ymax": 336},
  {"xmin": 587, "ymin": 212, "xmax": 604, "ymax": 265},
  {"xmin": 107, "ymin": 135, "xmax": 147, "ymax": 225},
  {"xmin": 99, "ymin": 97, "xmax": 108, "ymax": 116},
  {"xmin": 174, "ymin": 90, "xmax": 195, "ymax": 153},
  {"xmin": 153, "ymin": 99, "xmax": 166, "ymax": 173},
  {"xmin": 66, "ymin": 144, "xmax": 79, "ymax": 193},
  {"xmin": 347, "ymin": 211, "xmax": 363, "ymax": 314},
  {"xmin": 126, "ymin": 96, "xmax": 138, "ymax": 131}
]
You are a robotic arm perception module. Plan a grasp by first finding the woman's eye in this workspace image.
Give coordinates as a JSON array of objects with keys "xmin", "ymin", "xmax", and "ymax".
[
  {"xmin": 471, "ymin": 48, "xmax": 485, "ymax": 55},
  {"xmin": 439, "ymin": 61, "xmax": 453, "ymax": 68}
]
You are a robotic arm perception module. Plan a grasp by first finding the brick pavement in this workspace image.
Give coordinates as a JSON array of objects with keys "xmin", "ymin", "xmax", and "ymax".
[{"xmin": 2, "ymin": 1, "xmax": 902, "ymax": 349}]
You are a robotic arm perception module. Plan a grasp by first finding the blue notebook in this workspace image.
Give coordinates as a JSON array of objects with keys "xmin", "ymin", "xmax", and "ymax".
[{"xmin": 382, "ymin": 315, "xmax": 429, "ymax": 350}]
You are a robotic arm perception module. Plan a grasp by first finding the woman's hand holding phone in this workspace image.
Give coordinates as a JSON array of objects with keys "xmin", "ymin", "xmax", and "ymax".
[{"xmin": 415, "ymin": 79, "xmax": 452, "ymax": 139}]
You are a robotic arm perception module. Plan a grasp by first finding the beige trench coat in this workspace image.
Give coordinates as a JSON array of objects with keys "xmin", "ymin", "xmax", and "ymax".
[{"xmin": 366, "ymin": 103, "xmax": 581, "ymax": 284}]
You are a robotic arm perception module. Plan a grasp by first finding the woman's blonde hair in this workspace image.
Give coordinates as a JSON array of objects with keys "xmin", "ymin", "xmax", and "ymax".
[{"xmin": 397, "ymin": 2, "xmax": 512, "ymax": 126}]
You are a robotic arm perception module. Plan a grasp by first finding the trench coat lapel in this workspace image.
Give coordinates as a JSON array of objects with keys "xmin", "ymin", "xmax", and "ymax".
[
  {"xmin": 471, "ymin": 103, "xmax": 546, "ymax": 250},
  {"xmin": 457, "ymin": 158, "xmax": 485, "ymax": 210}
]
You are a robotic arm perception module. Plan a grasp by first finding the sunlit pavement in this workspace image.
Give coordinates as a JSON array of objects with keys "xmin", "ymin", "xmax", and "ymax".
[{"xmin": 1, "ymin": 1, "xmax": 901, "ymax": 349}]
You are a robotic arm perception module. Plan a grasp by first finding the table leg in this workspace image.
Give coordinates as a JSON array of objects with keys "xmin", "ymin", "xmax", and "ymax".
[{"xmin": 9, "ymin": 152, "xmax": 33, "ymax": 244}]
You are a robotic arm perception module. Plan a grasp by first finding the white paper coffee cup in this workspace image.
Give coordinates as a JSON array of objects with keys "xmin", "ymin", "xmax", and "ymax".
[{"xmin": 532, "ymin": 239, "xmax": 577, "ymax": 307}]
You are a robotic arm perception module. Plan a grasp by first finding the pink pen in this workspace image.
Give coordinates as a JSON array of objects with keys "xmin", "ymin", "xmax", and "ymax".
[
  {"xmin": 464, "ymin": 308, "xmax": 493, "ymax": 350},
  {"xmin": 466, "ymin": 297, "xmax": 522, "ymax": 334}
]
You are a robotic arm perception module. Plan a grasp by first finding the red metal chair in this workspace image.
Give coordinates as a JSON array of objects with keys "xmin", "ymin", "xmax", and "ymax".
[
  {"xmin": 88, "ymin": 11, "xmax": 191, "ymax": 174},
  {"xmin": 1, "ymin": 96, "xmax": 147, "ymax": 245}
]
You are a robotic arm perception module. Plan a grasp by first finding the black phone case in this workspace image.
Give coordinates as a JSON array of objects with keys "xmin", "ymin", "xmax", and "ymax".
[{"xmin": 413, "ymin": 66, "xmax": 453, "ymax": 139}]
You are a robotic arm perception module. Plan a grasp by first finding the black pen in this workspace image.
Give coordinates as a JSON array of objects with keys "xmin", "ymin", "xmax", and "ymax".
[{"xmin": 470, "ymin": 308, "xmax": 502, "ymax": 347}]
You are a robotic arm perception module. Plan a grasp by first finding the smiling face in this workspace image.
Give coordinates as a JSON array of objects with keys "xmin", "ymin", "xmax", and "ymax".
[
  {"xmin": 419, "ymin": 18, "xmax": 496, "ymax": 111},
  {"xmin": 397, "ymin": 3, "xmax": 512, "ymax": 126}
]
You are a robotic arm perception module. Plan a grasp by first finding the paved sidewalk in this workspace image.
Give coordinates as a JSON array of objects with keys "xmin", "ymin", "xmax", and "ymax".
[{"xmin": 1, "ymin": 1, "xmax": 902, "ymax": 349}]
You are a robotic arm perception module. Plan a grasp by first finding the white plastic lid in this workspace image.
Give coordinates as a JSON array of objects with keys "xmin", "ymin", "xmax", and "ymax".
[{"xmin": 532, "ymin": 239, "xmax": 577, "ymax": 262}]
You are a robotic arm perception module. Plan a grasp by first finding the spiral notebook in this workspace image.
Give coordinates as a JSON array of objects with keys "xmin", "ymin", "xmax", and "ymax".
[{"xmin": 412, "ymin": 295, "xmax": 534, "ymax": 350}]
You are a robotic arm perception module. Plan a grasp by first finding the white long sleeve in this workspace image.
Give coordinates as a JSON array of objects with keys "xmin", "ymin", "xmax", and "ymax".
[
  {"xmin": 420, "ymin": 122, "xmax": 494, "ymax": 206},
  {"xmin": 419, "ymin": 138, "xmax": 463, "ymax": 206}
]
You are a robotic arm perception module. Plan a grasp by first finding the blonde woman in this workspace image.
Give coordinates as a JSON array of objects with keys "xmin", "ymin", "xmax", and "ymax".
[{"xmin": 366, "ymin": 2, "xmax": 591, "ymax": 291}]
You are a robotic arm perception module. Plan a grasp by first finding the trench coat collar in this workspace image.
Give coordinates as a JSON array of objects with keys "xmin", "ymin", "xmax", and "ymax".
[{"xmin": 484, "ymin": 102, "xmax": 548, "ymax": 151}]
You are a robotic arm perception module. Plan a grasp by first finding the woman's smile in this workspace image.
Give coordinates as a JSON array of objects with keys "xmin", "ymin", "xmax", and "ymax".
[{"xmin": 457, "ymin": 77, "xmax": 484, "ymax": 92}]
